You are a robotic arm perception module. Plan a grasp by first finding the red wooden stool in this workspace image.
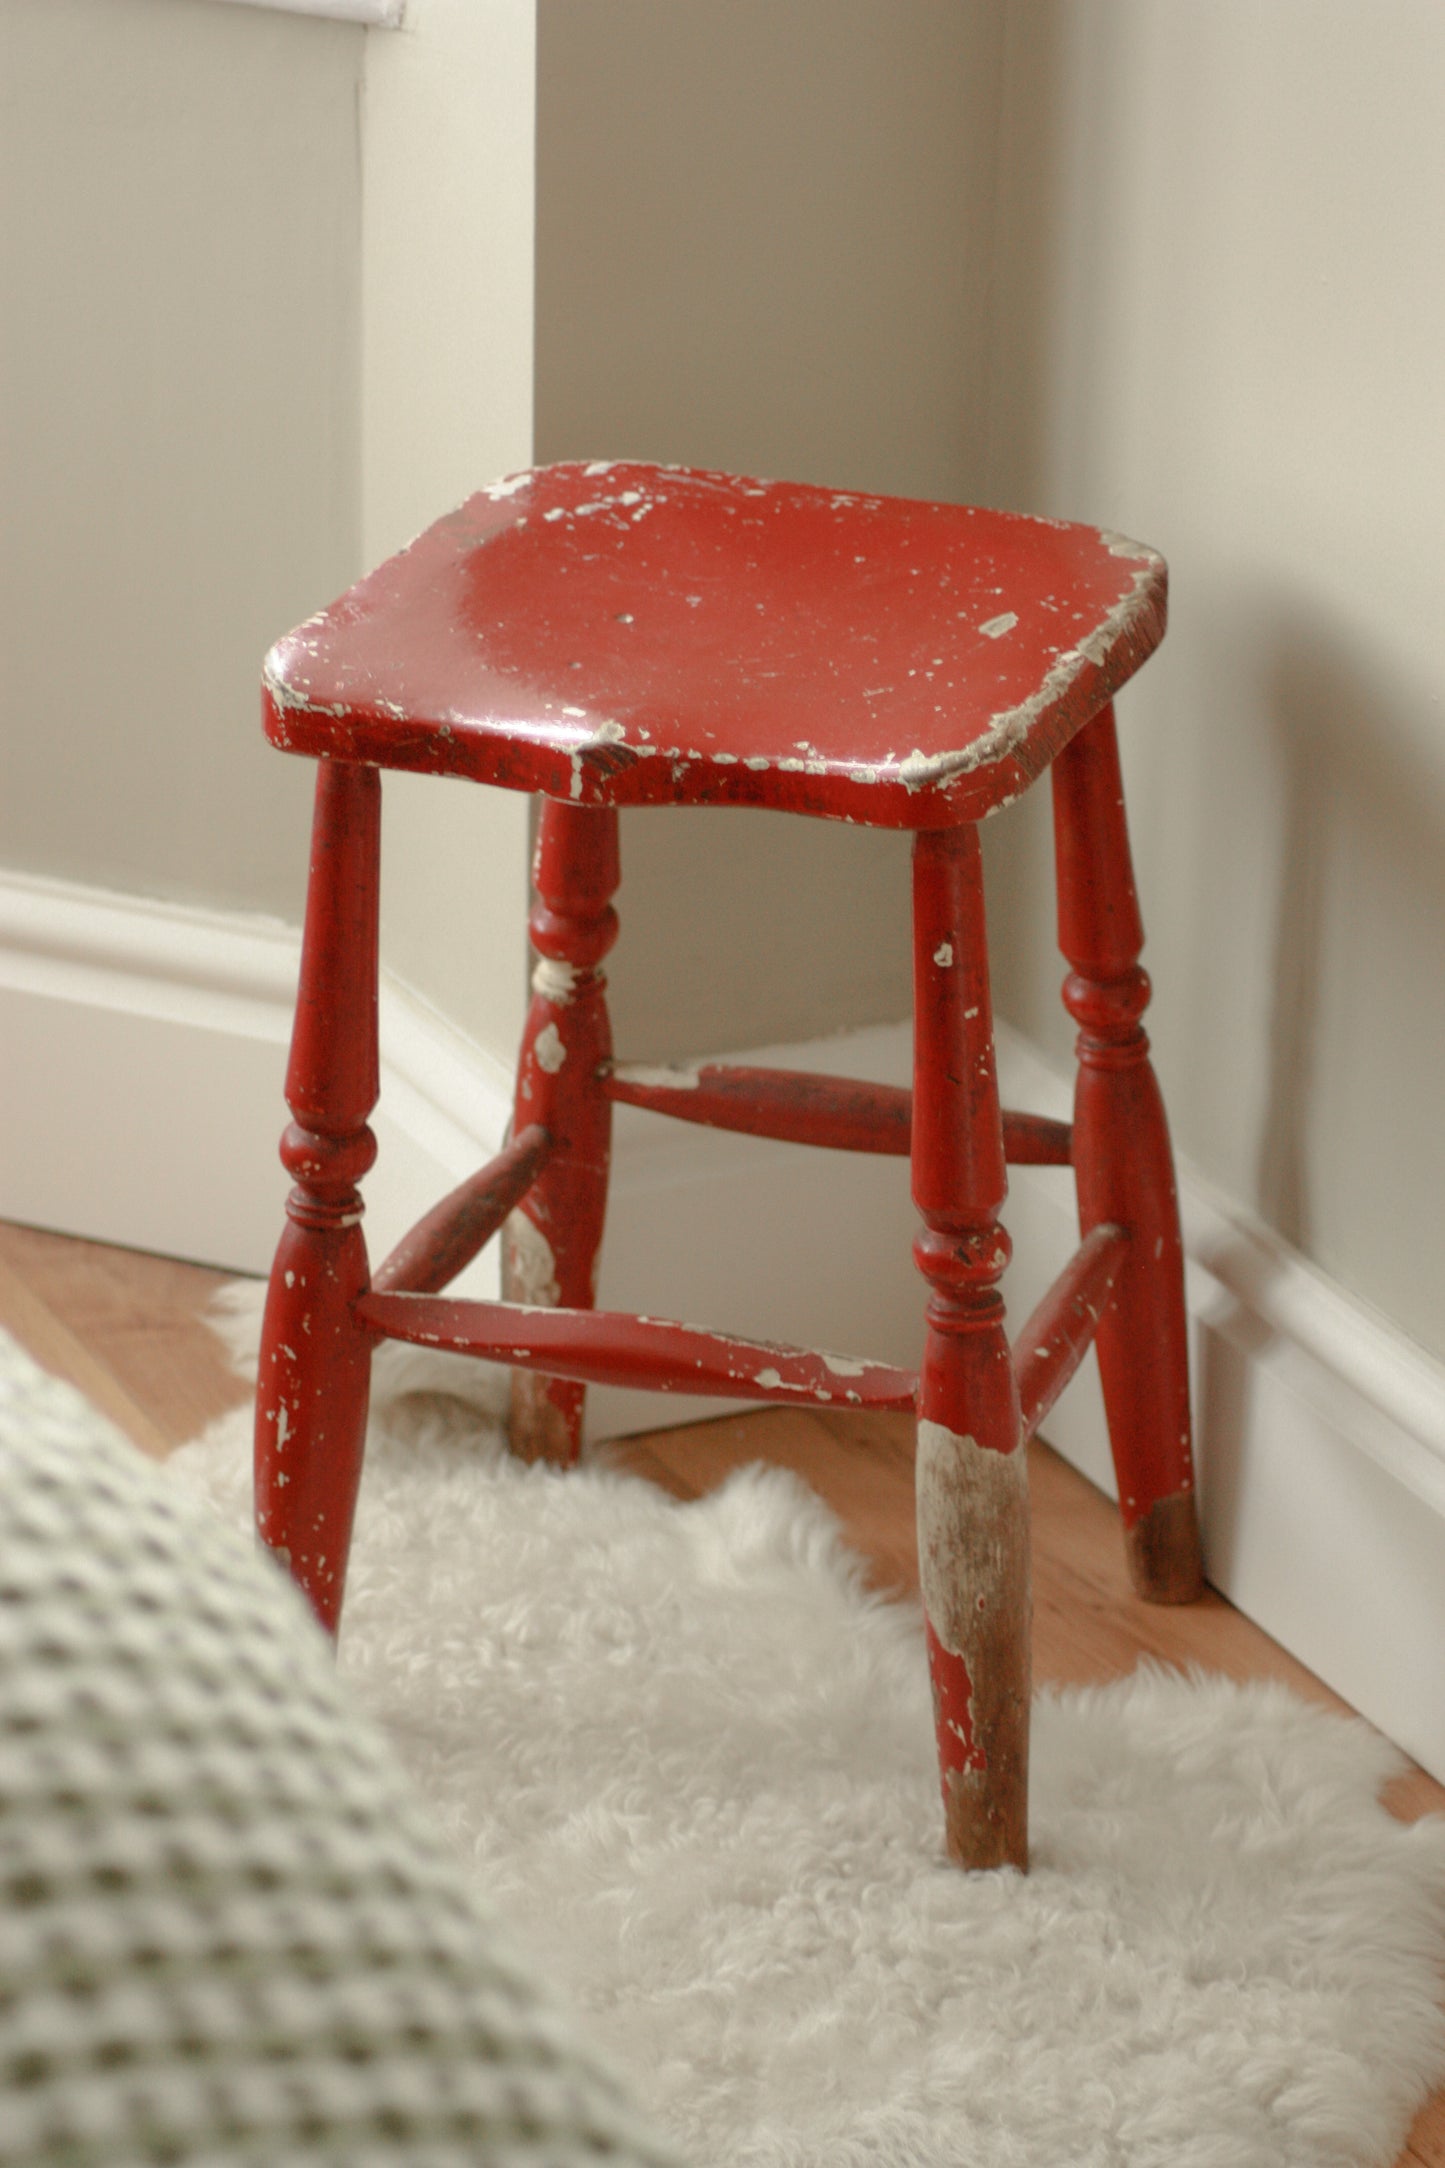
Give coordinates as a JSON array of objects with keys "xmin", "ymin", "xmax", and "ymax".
[{"xmin": 256, "ymin": 463, "xmax": 1203, "ymax": 1872}]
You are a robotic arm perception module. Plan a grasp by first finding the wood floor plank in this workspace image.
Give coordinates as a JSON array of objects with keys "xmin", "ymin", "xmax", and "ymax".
[
  {"xmin": 0, "ymin": 1243, "xmax": 173, "ymax": 1459},
  {"xmin": 600, "ymin": 1433, "xmax": 700, "ymax": 1501},
  {"xmin": 1405, "ymin": 2090, "xmax": 1445, "ymax": 2166},
  {"xmin": 0, "ymin": 1221, "xmax": 248, "ymax": 1455}
]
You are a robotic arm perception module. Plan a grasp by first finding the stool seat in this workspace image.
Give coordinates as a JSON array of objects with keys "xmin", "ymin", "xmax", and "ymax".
[
  {"xmin": 254, "ymin": 459, "xmax": 1204, "ymax": 1877},
  {"xmin": 264, "ymin": 462, "xmax": 1166, "ymax": 826}
]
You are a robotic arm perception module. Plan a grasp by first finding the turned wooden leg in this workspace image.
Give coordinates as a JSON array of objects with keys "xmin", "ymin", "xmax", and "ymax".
[
  {"xmin": 255, "ymin": 761, "xmax": 380, "ymax": 1636},
  {"xmin": 502, "ymin": 799, "xmax": 619, "ymax": 1464},
  {"xmin": 1053, "ymin": 704, "xmax": 1205, "ymax": 1603},
  {"xmin": 911, "ymin": 823, "xmax": 1030, "ymax": 1872}
]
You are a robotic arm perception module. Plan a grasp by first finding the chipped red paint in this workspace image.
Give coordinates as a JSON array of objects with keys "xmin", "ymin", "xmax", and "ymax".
[
  {"xmin": 503, "ymin": 801, "xmax": 619, "ymax": 1462},
  {"xmin": 1053, "ymin": 707, "xmax": 1204, "ymax": 1602},
  {"xmin": 262, "ymin": 463, "xmax": 1165, "ymax": 830},
  {"xmin": 372, "ymin": 1126, "xmax": 552, "ymax": 1297},
  {"xmin": 605, "ymin": 1062, "xmax": 913, "ymax": 1153},
  {"xmin": 356, "ymin": 1290, "xmax": 917, "ymax": 1411},
  {"xmin": 909, "ymin": 825, "xmax": 1031, "ymax": 1869},
  {"xmin": 1012, "ymin": 1221, "xmax": 1130, "ymax": 1443},
  {"xmin": 924, "ymin": 1613, "xmax": 986, "ymax": 1782},
  {"xmin": 606, "ymin": 1061, "xmax": 1072, "ymax": 1166},
  {"xmin": 254, "ymin": 761, "xmax": 381, "ymax": 1637},
  {"xmin": 253, "ymin": 465, "xmax": 1200, "ymax": 1865}
]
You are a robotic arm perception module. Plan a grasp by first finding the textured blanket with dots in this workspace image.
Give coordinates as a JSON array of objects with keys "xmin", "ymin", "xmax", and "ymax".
[{"xmin": 0, "ymin": 1328, "xmax": 678, "ymax": 2168}]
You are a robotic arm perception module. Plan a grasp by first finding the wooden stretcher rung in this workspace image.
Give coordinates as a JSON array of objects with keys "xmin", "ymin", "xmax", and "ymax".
[
  {"xmin": 604, "ymin": 1061, "xmax": 1072, "ymax": 1165},
  {"xmin": 1011, "ymin": 1222, "xmax": 1130, "ymax": 1445},
  {"xmin": 371, "ymin": 1125, "xmax": 551, "ymax": 1297},
  {"xmin": 1001, "ymin": 1111, "xmax": 1074, "ymax": 1166},
  {"xmin": 356, "ymin": 1289, "xmax": 919, "ymax": 1411}
]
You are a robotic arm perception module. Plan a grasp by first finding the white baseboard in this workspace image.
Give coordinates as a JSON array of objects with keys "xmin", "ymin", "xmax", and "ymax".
[
  {"xmin": 990, "ymin": 1030, "xmax": 1445, "ymax": 1787},
  {"xmin": 214, "ymin": 0, "xmax": 405, "ymax": 25},
  {"xmin": 6, "ymin": 870, "xmax": 1445, "ymax": 1785},
  {"xmin": 0, "ymin": 872, "xmax": 515, "ymax": 1285}
]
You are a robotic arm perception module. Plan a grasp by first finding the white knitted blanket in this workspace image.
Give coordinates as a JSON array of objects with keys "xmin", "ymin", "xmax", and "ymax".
[{"xmin": 0, "ymin": 1328, "xmax": 679, "ymax": 2168}]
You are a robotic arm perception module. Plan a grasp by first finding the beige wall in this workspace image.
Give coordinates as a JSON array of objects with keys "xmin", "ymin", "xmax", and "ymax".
[
  {"xmin": 0, "ymin": 0, "xmax": 536, "ymax": 1073},
  {"xmin": 0, "ymin": 0, "xmax": 363, "ymax": 922},
  {"xmin": 362, "ymin": 0, "xmax": 536, "ymax": 1064},
  {"xmin": 535, "ymin": 0, "xmax": 1005, "ymax": 1057},
  {"xmin": 979, "ymin": 0, "xmax": 1445, "ymax": 1363},
  {"xmin": 10, "ymin": 0, "xmax": 1444, "ymax": 1376},
  {"xmin": 538, "ymin": 0, "xmax": 1445, "ymax": 1365}
]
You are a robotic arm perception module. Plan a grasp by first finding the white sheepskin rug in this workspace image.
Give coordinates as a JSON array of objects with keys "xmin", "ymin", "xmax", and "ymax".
[{"xmin": 175, "ymin": 1289, "xmax": 1445, "ymax": 2168}]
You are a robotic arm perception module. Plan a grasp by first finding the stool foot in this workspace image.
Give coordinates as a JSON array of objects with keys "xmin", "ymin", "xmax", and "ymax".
[
  {"xmin": 507, "ymin": 1364, "xmax": 583, "ymax": 1469},
  {"xmin": 1124, "ymin": 1489, "xmax": 1204, "ymax": 1605},
  {"xmin": 503, "ymin": 800, "xmax": 619, "ymax": 1464},
  {"xmin": 917, "ymin": 1418, "xmax": 1030, "ymax": 1871},
  {"xmin": 1054, "ymin": 706, "xmax": 1205, "ymax": 1606}
]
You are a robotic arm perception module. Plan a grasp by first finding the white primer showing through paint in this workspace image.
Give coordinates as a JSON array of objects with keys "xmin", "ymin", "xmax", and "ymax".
[
  {"xmin": 820, "ymin": 1352, "xmax": 872, "ymax": 1378},
  {"xmin": 611, "ymin": 1062, "xmax": 703, "ymax": 1093},
  {"xmin": 532, "ymin": 958, "xmax": 578, "ymax": 1006},
  {"xmin": 503, "ymin": 1209, "xmax": 560, "ymax": 1311},
  {"xmin": 533, "ymin": 1023, "xmax": 567, "ymax": 1074},
  {"xmin": 914, "ymin": 1416, "xmax": 1029, "ymax": 1680},
  {"xmin": 894, "ymin": 543, "xmax": 1164, "ymax": 794}
]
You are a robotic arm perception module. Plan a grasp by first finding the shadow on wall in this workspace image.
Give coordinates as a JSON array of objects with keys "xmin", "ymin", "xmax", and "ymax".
[
  {"xmin": 533, "ymin": 0, "xmax": 1024, "ymax": 1062},
  {"xmin": 1254, "ymin": 605, "xmax": 1445, "ymax": 1358},
  {"xmin": 1254, "ymin": 627, "xmax": 1331, "ymax": 1258},
  {"xmin": 977, "ymin": 0, "xmax": 1098, "ymax": 1074},
  {"xmin": 986, "ymin": 579, "xmax": 1445, "ymax": 1376},
  {"xmin": 980, "ymin": 0, "xmax": 1069, "ymax": 523},
  {"xmin": 1195, "ymin": 602, "xmax": 1445, "ymax": 1582}
]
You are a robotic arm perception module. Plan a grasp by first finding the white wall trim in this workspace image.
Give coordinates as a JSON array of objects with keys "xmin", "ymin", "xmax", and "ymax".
[
  {"xmin": 984, "ymin": 1026, "xmax": 1445, "ymax": 1790},
  {"xmin": 6, "ymin": 869, "xmax": 1445, "ymax": 1786},
  {"xmin": 991, "ymin": 1027, "xmax": 1445, "ymax": 1518},
  {"xmin": 211, "ymin": 0, "xmax": 405, "ymax": 25},
  {"xmin": 0, "ymin": 870, "xmax": 510, "ymax": 1281}
]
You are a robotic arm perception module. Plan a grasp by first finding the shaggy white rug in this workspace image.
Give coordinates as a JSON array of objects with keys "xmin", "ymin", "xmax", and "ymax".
[{"xmin": 174, "ymin": 1298, "xmax": 1445, "ymax": 2168}]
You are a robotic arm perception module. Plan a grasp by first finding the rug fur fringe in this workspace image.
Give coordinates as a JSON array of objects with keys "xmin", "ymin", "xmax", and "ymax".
[{"xmin": 195, "ymin": 1280, "xmax": 1445, "ymax": 2168}]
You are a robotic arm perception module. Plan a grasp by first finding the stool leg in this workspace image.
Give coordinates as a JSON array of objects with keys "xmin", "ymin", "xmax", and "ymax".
[
  {"xmin": 1052, "ymin": 704, "xmax": 1205, "ymax": 1602},
  {"xmin": 503, "ymin": 799, "xmax": 620, "ymax": 1464},
  {"xmin": 912, "ymin": 823, "xmax": 1030, "ymax": 1872},
  {"xmin": 255, "ymin": 760, "xmax": 380, "ymax": 1636}
]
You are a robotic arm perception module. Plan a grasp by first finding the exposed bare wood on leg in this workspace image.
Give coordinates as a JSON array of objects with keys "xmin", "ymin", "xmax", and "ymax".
[
  {"xmin": 503, "ymin": 800, "xmax": 619, "ymax": 1463},
  {"xmin": 911, "ymin": 822, "xmax": 1030, "ymax": 1872}
]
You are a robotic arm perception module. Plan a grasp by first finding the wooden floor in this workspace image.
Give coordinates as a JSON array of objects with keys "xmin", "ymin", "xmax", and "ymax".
[{"xmin": 1, "ymin": 1214, "xmax": 1441, "ymax": 2166}]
